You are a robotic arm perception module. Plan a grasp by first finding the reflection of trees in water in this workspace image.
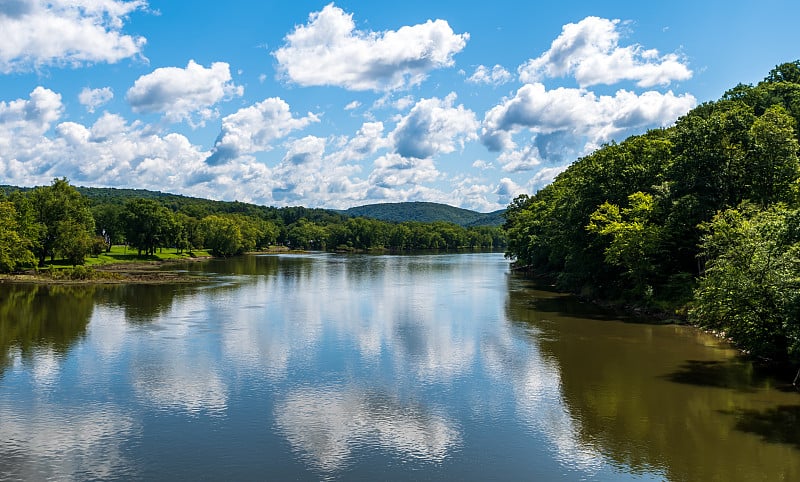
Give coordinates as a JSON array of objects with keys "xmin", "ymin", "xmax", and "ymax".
[
  {"xmin": 504, "ymin": 276, "xmax": 800, "ymax": 482},
  {"xmin": 207, "ymin": 254, "xmax": 283, "ymax": 276},
  {"xmin": 176, "ymin": 254, "xmax": 284, "ymax": 277},
  {"xmin": 94, "ymin": 277, "xmax": 258, "ymax": 326},
  {"xmin": 95, "ymin": 284, "xmax": 192, "ymax": 325},
  {"xmin": 0, "ymin": 284, "xmax": 95, "ymax": 376}
]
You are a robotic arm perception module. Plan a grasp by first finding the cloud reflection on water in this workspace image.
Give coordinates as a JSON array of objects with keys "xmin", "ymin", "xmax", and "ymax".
[
  {"xmin": 0, "ymin": 253, "xmax": 613, "ymax": 478},
  {"xmin": 274, "ymin": 386, "xmax": 460, "ymax": 472},
  {"xmin": 0, "ymin": 402, "xmax": 136, "ymax": 480},
  {"xmin": 481, "ymin": 321, "xmax": 604, "ymax": 474}
]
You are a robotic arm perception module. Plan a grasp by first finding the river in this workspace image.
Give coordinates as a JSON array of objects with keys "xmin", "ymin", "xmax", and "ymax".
[{"xmin": 0, "ymin": 252, "xmax": 797, "ymax": 480}]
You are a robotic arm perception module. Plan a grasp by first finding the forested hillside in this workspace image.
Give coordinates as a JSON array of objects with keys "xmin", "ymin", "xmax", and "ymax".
[
  {"xmin": 343, "ymin": 202, "xmax": 504, "ymax": 227},
  {"xmin": 504, "ymin": 61, "xmax": 800, "ymax": 369},
  {"xmin": 0, "ymin": 186, "xmax": 506, "ymax": 227}
]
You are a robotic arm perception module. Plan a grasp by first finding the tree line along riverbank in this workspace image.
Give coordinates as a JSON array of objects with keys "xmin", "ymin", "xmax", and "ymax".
[
  {"xmin": 0, "ymin": 179, "xmax": 507, "ymax": 281},
  {"xmin": 503, "ymin": 61, "xmax": 800, "ymax": 377}
]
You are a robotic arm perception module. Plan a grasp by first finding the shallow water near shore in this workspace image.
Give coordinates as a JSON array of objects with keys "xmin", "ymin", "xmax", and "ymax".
[{"xmin": 0, "ymin": 252, "xmax": 797, "ymax": 480}]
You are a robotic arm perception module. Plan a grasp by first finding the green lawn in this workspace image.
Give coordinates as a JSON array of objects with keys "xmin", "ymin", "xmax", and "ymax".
[{"xmin": 70, "ymin": 246, "xmax": 213, "ymax": 268}]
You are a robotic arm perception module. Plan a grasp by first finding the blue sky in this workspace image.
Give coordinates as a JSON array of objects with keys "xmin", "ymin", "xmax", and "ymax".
[{"xmin": 1, "ymin": 0, "xmax": 798, "ymax": 211}]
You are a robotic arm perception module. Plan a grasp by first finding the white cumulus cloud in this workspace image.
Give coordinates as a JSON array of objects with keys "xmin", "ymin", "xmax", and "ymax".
[
  {"xmin": 497, "ymin": 144, "xmax": 542, "ymax": 172},
  {"xmin": 50, "ymin": 112, "xmax": 208, "ymax": 188},
  {"xmin": 472, "ymin": 160, "xmax": 493, "ymax": 170},
  {"xmin": 0, "ymin": 0, "xmax": 146, "ymax": 73},
  {"xmin": 0, "ymin": 86, "xmax": 63, "ymax": 134},
  {"xmin": 330, "ymin": 121, "xmax": 390, "ymax": 163},
  {"xmin": 270, "ymin": 135, "xmax": 365, "ymax": 206},
  {"xmin": 205, "ymin": 97, "xmax": 320, "ymax": 165},
  {"xmin": 369, "ymin": 153, "xmax": 440, "ymax": 190},
  {"xmin": 0, "ymin": 100, "xmax": 211, "ymax": 191},
  {"xmin": 79, "ymin": 87, "xmax": 114, "ymax": 113},
  {"xmin": 273, "ymin": 3, "xmax": 468, "ymax": 91},
  {"xmin": 391, "ymin": 93, "xmax": 478, "ymax": 159},
  {"xmin": 126, "ymin": 60, "xmax": 243, "ymax": 126},
  {"xmin": 0, "ymin": 87, "xmax": 509, "ymax": 210},
  {"xmin": 467, "ymin": 64, "xmax": 512, "ymax": 85},
  {"xmin": 481, "ymin": 82, "xmax": 696, "ymax": 152},
  {"xmin": 528, "ymin": 165, "xmax": 569, "ymax": 192},
  {"xmin": 518, "ymin": 16, "xmax": 691, "ymax": 88},
  {"xmin": 495, "ymin": 177, "xmax": 525, "ymax": 205}
]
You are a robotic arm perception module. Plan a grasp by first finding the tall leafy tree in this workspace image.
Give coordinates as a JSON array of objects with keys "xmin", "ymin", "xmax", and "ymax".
[
  {"xmin": 123, "ymin": 198, "xmax": 172, "ymax": 256},
  {"xmin": 747, "ymin": 105, "xmax": 800, "ymax": 205},
  {"xmin": 765, "ymin": 60, "xmax": 800, "ymax": 84},
  {"xmin": 691, "ymin": 205, "xmax": 800, "ymax": 364},
  {"xmin": 0, "ymin": 200, "xmax": 35, "ymax": 272},
  {"xmin": 200, "ymin": 215, "xmax": 243, "ymax": 256},
  {"xmin": 287, "ymin": 219, "xmax": 328, "ymax": 250},
  {"xmin": 27, "ymin": 178, "xmax": 94, "ymax": 266},
  {"xmin": 92, "ymin": 203, "xmax": 125, "ymax": 251},
  {"xmin": 587, "ymin": 192, "xmax": 663, "ymax": 299},
  {"xmin": 55, "ymin": 218, "xmax": 93, "ymax": 266}
]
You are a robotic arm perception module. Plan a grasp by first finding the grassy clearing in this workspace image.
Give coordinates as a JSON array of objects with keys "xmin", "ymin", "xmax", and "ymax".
[
  {"xmin": 81, "ymin": 245, "xmax": 213, "ymax": 267},
  {"xmin": 1, "ymin": 246, "xmax": 215, "ymax": 284}
]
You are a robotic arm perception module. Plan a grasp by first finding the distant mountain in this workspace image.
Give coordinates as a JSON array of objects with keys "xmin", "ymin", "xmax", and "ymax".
[
  {"xmin": 342, "ymin": 202, "xmax": 505, "ymax": 227},
  {"xmin": 2, "ymin": 184, "xmax": 506, "ymax": 227}
]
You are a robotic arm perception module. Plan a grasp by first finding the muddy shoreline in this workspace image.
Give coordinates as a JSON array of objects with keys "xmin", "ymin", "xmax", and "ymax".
[{"xmin": 0, "ymin": 257, "xmax": 213, "ymax": 285}]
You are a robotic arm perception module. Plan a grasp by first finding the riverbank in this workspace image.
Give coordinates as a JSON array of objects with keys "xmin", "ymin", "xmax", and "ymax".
[
  {"xmin": 0, "ymin": 245, "xmax": 213, "ymax": 285},
  {"xmin": 0, "ymin": 245, "xmax": 311, "ymax": 285},
  {"xmin": 0, "ymin": 260, "xmax": 212, "ymax": 285},
  {"xmin": 514, "ymin": 270, "xmax": 800, "ymax": 387}
]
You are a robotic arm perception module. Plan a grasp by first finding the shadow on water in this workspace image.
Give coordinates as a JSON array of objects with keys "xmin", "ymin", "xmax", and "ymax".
[
  {"xmin": 721, "ymin": 405, "xmax": 800, "ymax": 449},
  {"xmin": 664, "ymin": 359, "xmax": 800, "ymax": 394},
  {"xmin": 519, "ymin": 294, "xmax": 628, "ymax": 322},
  {"xmin": 510, "ymin": 276, "xmax": 673, "ymax": 325},
  {"xmin": 663, "ymin": 360, "xmax": 760, "ymax": 393}
]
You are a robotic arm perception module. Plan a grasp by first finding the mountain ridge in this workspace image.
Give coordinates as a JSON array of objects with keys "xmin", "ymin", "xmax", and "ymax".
[
  {"xmin": 1, "ymin": 185, "xmax": 505, "ymax": 226},
  {"xmin": 341, "ymin": 201, "xmax": 504, "ymax": 227}
]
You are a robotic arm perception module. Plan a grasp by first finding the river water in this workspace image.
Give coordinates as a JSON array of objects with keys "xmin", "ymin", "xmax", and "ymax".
[{"xmin": 0, "ymin": 252, "xmax": 797, "ymax": 480}]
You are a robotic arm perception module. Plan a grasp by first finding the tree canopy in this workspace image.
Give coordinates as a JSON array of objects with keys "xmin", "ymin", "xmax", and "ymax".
[{"xmin": 503, "ymin": 61, "xmax": 800, "ymax": 366}]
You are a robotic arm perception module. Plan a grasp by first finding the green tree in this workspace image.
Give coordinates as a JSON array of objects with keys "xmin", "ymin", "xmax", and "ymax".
[
  {"xmin": 747, "ymin": 105, "xmax": 800, "ymax": 205},
  {"xmin": 167, "ymin": 212, "xmax": 191, "ymax": 253},
  {"xmin": 254, "ymin": 218, "xmax": 280, "ymax": 249},
  {"xmin": 230, "ymin": 215, "xmax": 278, "ymax": 252},
  {"xmin": 201, "ymin": 215, "xmax": 243, "ymax": 256},
  {"xmin": 123, "ymin": 198, "xmax": 171, "ymax": 256},
  {"xmin": 587, "ymin": 192, "xmax": 663, "ymax": 298},
  {"xmin": 27, "ymin": 178, "xmax": 95, "ymax": 266},
  {"xmin": 388, "ymin": 224, "xmax": 412, "ymax": 250},
  {"xmin": 0, "ymin": 200, "xmax": 35, "ymax": 272},
  {"xmin": 345, "ymin": 217, "xmax": 387, "ymax": 250},
  {"xmin": 55, "ymin": 218, "xmax": 93, "ymax": 266},
  {"xmin": 92, "ymin": 203, "xmax": 125, "ymax": 251},
  {"xmin": 288, "ymin": 219, "xmax": 328, "ymax": 250},
  {"xmin": 765, "ymin": 60, "xmax": 800, "ymax": 85},
  {"xmin": 691, "ymin": 205, "xmax": 800, "ymax": 364}
]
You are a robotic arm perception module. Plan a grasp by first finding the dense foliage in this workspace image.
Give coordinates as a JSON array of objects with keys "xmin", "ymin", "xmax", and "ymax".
[
  {"xmin": 692, "ymin": 204, "xmax": 800, "ymax": 362},
  {"xmin": 504, "ymin": 62, "xmax": 800, "ymax": 367},
  {"xmin": 0, "ymin": 180, "xmax": 506, "ymax": 270}
]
